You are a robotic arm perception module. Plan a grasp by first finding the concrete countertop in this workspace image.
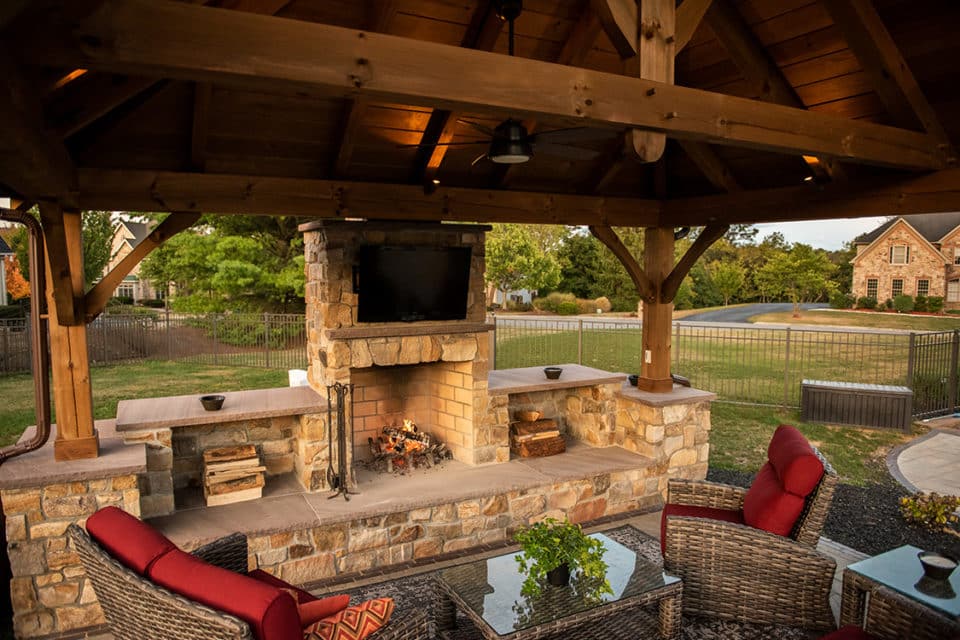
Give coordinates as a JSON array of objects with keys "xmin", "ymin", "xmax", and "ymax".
[
  {"xmin": 115, "ymin": 386, "xmax": 326, "ymax": 431},
  {"xmin": 487, "ymin": 364, "xmax": 626, "ymax": 395}
]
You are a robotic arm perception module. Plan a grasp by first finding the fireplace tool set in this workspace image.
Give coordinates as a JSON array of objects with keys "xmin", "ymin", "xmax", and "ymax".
[{"xmin": 326, "ymin": 382, "xmax": 356, "ymax": 500}]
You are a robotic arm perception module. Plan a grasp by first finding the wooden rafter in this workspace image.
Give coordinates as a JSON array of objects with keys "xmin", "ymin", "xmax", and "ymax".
[
  {"xmin": 678, "ymin": 140, "xmax": 741, "ymax": 191},
  {"xmin": 190, "ymin": 83, "xmax": 212, "ymax": 170},
  {"xmin": 413, "ymin": 0, "xmax": 503, "ymax": 183},
  {"xmin": 75, "ymin": 168, "xmax": 663, "ymax": 226},
  {"xmin": 20, "ymin": 0, "xmax": 951, "ymax": 170},
  {"xmin": 675, "ymin": 0, "xmax": 713, "ymax": 53},
  {"xmin": 661, "ymin": 223, "xmax": 729, "ymax": 302},
  {"xmin": 84, "ymin": 212, "xmax": 200, "ymax": 321},
  {"xmin": 50, "ymin": 75, "xmax": 158, "ymax": 138},
  {"xmin": 588, "ymin": 225, "xmax": 655, "ymax": 303},
  {"xmin": 821, "ymin": 0, "xmax": 951, "ymax": 144},
  {"xmin": 590, "ymin": 0, "xmax": 637, "ymax": 58}
]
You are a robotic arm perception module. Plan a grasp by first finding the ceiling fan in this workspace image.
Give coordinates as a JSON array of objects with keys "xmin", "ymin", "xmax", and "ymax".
[{"xmin": 398, "ymin": 0, "xmax": 606, "ymax": 166}]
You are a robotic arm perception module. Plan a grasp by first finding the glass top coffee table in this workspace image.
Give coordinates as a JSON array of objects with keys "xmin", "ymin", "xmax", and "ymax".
[
  {"xmin": 840, "ymin": 545, "xmax": 959, "ymax": 627},
  {"xmin": 435, "ymin": 533, "xmax": 682, "ymax": 640}
]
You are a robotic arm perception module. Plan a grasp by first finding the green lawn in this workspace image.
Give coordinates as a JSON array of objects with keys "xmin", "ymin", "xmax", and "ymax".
[
  {"xmin": 0, "ymin": 361, "xmax": 285, "ymax": 446},
  {"xmin": 753, "ymin": 309, "xmax": 960, "ymax": 331}
]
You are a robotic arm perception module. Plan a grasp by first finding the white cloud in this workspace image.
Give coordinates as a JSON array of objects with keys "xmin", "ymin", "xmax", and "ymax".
[{"xmin": 754, "ymin": 217, "xmax": 889, "ymax": 251}]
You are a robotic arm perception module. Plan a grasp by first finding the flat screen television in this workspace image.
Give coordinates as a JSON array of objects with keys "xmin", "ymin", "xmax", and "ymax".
[{"xmin": 355, "ymin": 245, "xmax": 473, "ymax": 322}]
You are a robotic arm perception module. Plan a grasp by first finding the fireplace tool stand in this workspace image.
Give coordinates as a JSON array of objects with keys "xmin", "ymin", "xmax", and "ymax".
[{"xmin": 326, "ymin": 382, "xmax": 356, "ymax": 501}]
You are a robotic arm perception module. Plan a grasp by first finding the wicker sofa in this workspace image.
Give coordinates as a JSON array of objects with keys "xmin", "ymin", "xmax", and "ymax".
[
  {"xmin": 68, "ymin": 507, "xmax": 431, "ymax": 640},
  {"xmin": 662, "ymin": 424, "xmax": 839, "ymax": 631}
]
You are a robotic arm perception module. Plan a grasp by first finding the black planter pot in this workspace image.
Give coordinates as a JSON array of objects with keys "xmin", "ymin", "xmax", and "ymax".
[{"xmin": 546, "ymin": 563, "xmax": 570, "ymax": 587}]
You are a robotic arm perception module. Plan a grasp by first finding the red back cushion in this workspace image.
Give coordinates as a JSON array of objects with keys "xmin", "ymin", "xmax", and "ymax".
[
  {"xmin": 660, "ymin": 503, "xmax": 744, "ymax": 554},
  {"xmin": 150, "ymin": 550, "xmax": 300, "ymax": 640},
  {"xmin": 85, "ymin": 506, "xmax": 177, "ymax": 575},
  {"xmin": 767, "ymin": 425, "xmax": 824, "ymax": 497},
  {"xmin": 248, "ymin": 569, "xmax": 316, "ymax": 605},
  {"xmin": 742, "ymin": 462, "xmax": 806, "ymax": 537},
  {"xmin": 298, "ymin": 596, "xmax": 351, "ymax": 627},
  {"xmin": 304, "ymin": 598, "xmax": 395, "ymax": 640}
]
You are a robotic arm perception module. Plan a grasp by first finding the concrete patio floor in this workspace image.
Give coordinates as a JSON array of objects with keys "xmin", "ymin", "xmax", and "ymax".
[{"xmin": 891, "ymin": 426, "xmax": 960, "ymax": 496}]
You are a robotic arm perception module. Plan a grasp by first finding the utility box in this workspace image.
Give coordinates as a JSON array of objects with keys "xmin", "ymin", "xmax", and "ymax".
[{"xmin": 800, "ymin": 380, "xmax": 913, "ymax": 432}]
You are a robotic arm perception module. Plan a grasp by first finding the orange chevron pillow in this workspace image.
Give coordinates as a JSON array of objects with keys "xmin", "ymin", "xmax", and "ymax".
[{"xmin": 303, "ymin": 597, "xmax": 395, "ymax": 640}]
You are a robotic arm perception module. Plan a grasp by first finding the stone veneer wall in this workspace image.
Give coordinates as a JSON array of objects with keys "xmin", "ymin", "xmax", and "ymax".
[{"xmin": 2, "ymin": 475, "xmax": 141, "ymax": 638}]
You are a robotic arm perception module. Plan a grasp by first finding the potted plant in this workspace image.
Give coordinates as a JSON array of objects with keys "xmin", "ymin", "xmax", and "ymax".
[{"xmin": 513, "ymin": 518, "xmax": 612, "ymax": 599}]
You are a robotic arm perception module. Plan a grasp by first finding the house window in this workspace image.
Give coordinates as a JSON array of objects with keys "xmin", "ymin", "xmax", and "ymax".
[
  {"xmin": 892, "ymin": 279, "xmax": 904, "ymax": 298},
  {"xmin": 917, "ymin": 279, "xmax": 930, "ymax": 297},
  {"xmin": 890, "ymin": 245, "xmax": 909, "ymax": 264},
  {"xmin": 866, "ymin": 278, "xmax": 878, "ymax": 299},
  {"xmin": 117, "ymin": 284, "xmax": 135, "ymax": 299},
  {"xmin": 954, "ymin": 247, "xmax": 960, "ymax": 265},
  {"xmin": 949, "ymin": 280, "xmax": 960, "ymax": 302}
]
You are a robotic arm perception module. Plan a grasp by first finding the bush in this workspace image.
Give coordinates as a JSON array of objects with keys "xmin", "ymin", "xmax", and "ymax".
[
  {"xmin": 899, "ymin": 492, "xmax": 960, "ymax": 532},
  {"xmin": 111, "ymin": 296, "xmax": 134, "ymax": 306},
  {"xmin": 141, "ymin": 299, "xmax": 166, "ymax": 308},
  {"xmin": 533, "ymin": 292, "xmax": 576, "ymax": 313},
  {"xmin": 893, "ymin": 294, "xmax": 914, "ymax": 313},
  {"xmin": 829, "ymin": 292, "xmax": 854, "ymax": 309},
  {"xmin": 594, "ymin": 297, "xmax": 612, "ymax": 313},
  {"xmin": 576, "ymin": 298, "xmax": 599, "ymax": 314},
  {"xmin": 913, "ymin": 295, "xmax": 928, "ymax": 312},
  {"xmin": 928, "ymin": 296, "xmax": 944, "ymax": 313},
  {"xmin": 556, "ymin": 301, "xmax": 579, "ymax": 315},
  {"xmin": 856, "ymin": 296, "xmax": 877, "ymax": 310},
  {"xmin": 505, "ymin": 300, "xmax": 532, "ymax": 311},
  {"xmin": 884, "ymin": 298, "xmax": 894, "ymax": 310}
]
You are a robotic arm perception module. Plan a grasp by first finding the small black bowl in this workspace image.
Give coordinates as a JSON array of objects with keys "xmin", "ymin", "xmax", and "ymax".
[
  {"xmin": 628, "ymin": 374, "xmax": 639, "ymax": 386},
  {"xmin": 918, "ymin": 550, "xmax": 958, "ymax": 581},
  {"xmin": 200, "ymin": 394, "xmax": 225, "ymax": 411},
  {"xmin": 544, "ymin": 366, "xmax": 563, "ymax": 380}
]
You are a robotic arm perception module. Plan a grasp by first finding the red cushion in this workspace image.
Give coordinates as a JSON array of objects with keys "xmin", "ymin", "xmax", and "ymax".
[
  {"xmin": 742, "ymin": 462, "xmax": 807, "ymax": 537},
  {"xmin": 818, "ymin": 626, "xmax": 876, "ymax": 640},
  {"xmin": 298, "ymin": 596, "xmax": 351, "ymax": 627},
  {"xmin": 150, "ymin": 550, "xmax": 300, "ymax": 640},
  {"xmin": 768, "ymin": 425, "xmax": 824, "ymax": 497},
  {"xmin": 85, "ymin": 506, "xmax": 177, "ymax": 575},
  {"xmin": 660, "ymin": 503, "xmax": 744, "ymax": 554},
  {"xmin": 248, "ymin": 569, "xmax": 317, "ymax": 605}
]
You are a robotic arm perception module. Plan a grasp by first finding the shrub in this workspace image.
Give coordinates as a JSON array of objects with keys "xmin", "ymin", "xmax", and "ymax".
[
  {"xmin": 893, "ymin": 294, "xmax": 914, "ymax": 313},
  {"xmin": 884, "ymin": 298, "xmax": 894, "ymax": 310},
  {"xmin": 556, "ymin": 301, "xmax": 579, "ymax": 315},
  {"xmin": 856, "ymin": 296, "xmax": 877, "ymax": 310},
  {"xmin": 928, "ymin": 296, "xmax": 945, "ymax": 313},
  {"xmin": 576, "ymin": 298, "xmax": 599, "ymax": 314},
  {"xmin": 533, "ymin": 292, "xmax": 576, "ymax": 313},
  {"xmin": 594, "ymin": 297, "xmax": 612, "ymax": 313},
  {"xmin": 141, "ymin": 299, "xmax": 166, "ymax": 309},
  {"xmin": 505, "ymin": 300, "xmax": 532, "ymax": 311},
  {"xmin": 913, "ymin": 295, "xmax": 928, "ymax": 312},
  {"xmin": 899, "ymin": 492, "xmax": 960, "ymax": 532},
  {"xmin": 829, "ymin": 292, "xmax": 854, "ymax": 309},
  {"xmin": 111, "ymin": 296, "xmax": 134, "ymax": 305}
]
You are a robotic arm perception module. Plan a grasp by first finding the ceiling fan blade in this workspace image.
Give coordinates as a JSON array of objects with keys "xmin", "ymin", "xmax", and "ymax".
[
  {"xmin": 457, "ymin": 119, "xmax": 499, "ymax": 137},
  {"xmin": 534, "ymin": 142, "xmax": 601, "ymax": 161},
  {"xmin": 396, "ymin": 140, "xmax": 488, "ymax": 149},
  {"xmin": 470, "ymin": 152, "xmax": 489, "ymax": 167},
  {"xmin": 532, "ymin": 127, "xmax": 613, "ymax": 144}
]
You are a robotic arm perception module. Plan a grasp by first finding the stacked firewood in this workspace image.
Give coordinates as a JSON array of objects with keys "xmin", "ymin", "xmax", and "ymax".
[
  {"xmin": 367, "ymin": 419, "xmax": 451, "ymax": 473},
  {"xmin": 202, "ymin": 444, "xmax": 266, "ymax": 506}
]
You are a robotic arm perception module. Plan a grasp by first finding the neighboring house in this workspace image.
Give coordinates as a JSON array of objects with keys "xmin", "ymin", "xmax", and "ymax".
[
  {"xmin": 107, "ymin": 219, "xmax": 162, "ymax": 303},
  {"xmin": 0, "ymin": 235, "xmax": 13, "ymax": 306},
  {"xmin": 851, "ymin": 213, "xmax": 960, "ymax": 310},
  {"xmin": 491, "ymin": 288, "xmax": 534, "ymax": 307}
]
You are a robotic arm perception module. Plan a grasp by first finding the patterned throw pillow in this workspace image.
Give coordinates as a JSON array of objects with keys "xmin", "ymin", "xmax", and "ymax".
[{"xmin": 303, "ymin": 597, "xmax": 395, "ymax": 640}]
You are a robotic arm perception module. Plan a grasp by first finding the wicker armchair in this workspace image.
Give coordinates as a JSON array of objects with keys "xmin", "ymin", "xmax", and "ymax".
[
  {"xmin": 823, "ymin": 585, "xmax": 960, "ymax": 640},
  {"xmin": 662, "ymin": 445, "xmax": 839, "ymax": 631},
  {"xmin": 68, "ymin": 525, "xmax": 432, "ymax": 640}
]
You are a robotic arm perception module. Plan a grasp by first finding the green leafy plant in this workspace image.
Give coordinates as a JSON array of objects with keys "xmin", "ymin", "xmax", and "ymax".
[
  {"xmin": 514, "ymin": 518, "xmax": 612, "ymax": 599},
  {"xmin": 928, "ymin": 296, "xmax": 945, "ymax": 313},
  {"xmin": 899, "ymin": 492, "xmax": 960, "ymax": 533},
  {"xmin": 893, "ymin": 294, "xmax": 914, "ymax": 313},
  {"xmin": 856, "ymin": 296, "xmax": 877, "ymax": 310}
]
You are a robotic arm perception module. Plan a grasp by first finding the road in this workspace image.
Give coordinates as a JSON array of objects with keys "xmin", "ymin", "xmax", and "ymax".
[{"xmin": 679, "ymin": 303, "xmax": 829, "ymax": 323}]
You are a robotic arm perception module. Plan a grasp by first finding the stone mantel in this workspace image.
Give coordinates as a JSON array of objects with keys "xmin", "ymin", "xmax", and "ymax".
[
  {"xmin": 326, "ymin": 321, "xmax": 492, "ymax": 341},
  {"xmin": 488, "ymin": 364, "xmax": 626, "ymax": 395}
]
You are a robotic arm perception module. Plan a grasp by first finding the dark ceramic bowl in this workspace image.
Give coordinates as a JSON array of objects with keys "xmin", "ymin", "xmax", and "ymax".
[
  {"xmin": 918, "ymin": 550, "xmax": 958, "ymax": 581},
  {"xmin": 544, "ymin": 366, "xmax": 563, "ymax": 380},
  {"xmin": 628, "ymin": 374, "xmax": 639, "ymax": 386},
  {"xmin": 200, "ymin": 394, "xmax": 225, "ymax": 411}
]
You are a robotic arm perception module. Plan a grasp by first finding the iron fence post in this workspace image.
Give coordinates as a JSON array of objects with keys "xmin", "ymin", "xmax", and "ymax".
[
  {"xmin": 577, "ymin": 318, "xmax": 583, "ymax": 365},
  {"xmin": 783, "ymin": 327, "xmax": 791, "ymax": 410},
  {"xmin": 906, "ymin": 332, "xmax": 916, "ymax": 386},
  {"xmin": 264, "ymin": 313, "xmax": 271, "ymax": 369},
  {"xmin": 165, "ymin": 307, "xmax": 172, "ymax": 360},
  {"xmin": 213, "ymin": 314, "xmax": 219, "ymax": 366},
  {"xmin": 951, "ymin": 330, "xmax": 959, "ymax": 414},
  {"xmin": 491, "ymin": 314, "xmax": 497, "ymax": 369}
]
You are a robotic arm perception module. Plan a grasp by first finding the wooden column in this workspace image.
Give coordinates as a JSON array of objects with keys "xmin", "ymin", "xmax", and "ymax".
[
  {"xmin": 638, "ymin": 227, "xmax": 674, "ymax": 392},
  {"xmin": 42, "ymin": 204, "xmax": 99, "ymax": 460}
]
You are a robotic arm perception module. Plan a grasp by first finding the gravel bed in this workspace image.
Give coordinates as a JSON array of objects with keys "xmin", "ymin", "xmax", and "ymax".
[{"xmin": 706, "ymin": 468, "xmax": 960, "ymax": 558}]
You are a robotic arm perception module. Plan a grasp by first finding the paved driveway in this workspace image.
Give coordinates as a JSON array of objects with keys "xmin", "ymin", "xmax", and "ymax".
[{"xmin": 680, "ymin": 303, "xmax": 829, "ymax": 323}]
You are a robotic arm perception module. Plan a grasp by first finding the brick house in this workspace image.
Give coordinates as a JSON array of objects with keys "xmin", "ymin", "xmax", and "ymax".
[
  {"xmin": 851, "ymin": 213, "xmax": 960, "ymax": 310},
  {"xmin": 107, "ymin": 219, "xmax": 161, "ymax": 303}
]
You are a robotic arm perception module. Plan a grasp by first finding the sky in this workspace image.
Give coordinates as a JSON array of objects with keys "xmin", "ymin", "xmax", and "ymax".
[{"xmin": 754, "ymin": 216, "xmax": 889, "ymax": 251}]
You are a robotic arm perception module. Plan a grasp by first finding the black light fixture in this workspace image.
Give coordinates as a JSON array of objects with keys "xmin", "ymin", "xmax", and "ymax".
[{"xmin": 488, "ymin": 119, "xmax": 533, "ymax": 164}]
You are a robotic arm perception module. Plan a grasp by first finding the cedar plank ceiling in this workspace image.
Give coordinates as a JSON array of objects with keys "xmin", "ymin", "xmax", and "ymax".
[{"xmin": 6, "ymin": 0, "xmax": 960, "ymax": 207}]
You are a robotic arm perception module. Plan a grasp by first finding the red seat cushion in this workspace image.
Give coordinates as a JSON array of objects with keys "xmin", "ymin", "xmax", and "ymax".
[
  {"xmin": 246, "ymin": 569, "xmax": 349, "ymax": 628},
  {"xmin": 742, "ymin": 462, "xmax": 807, "ymax": 537},
  {"xmin": 150, "ymin": 549, "xmax": 300, "ymax": 640},
  {"xmin": 85, "ymin": 506, "xmax": 177, "ymax": 575},
  {"xmin": 818, "ymin": 626, "xmax": 877, "ymax": 640},
  {"xmin": 660, "ymin": 503, "xmax": 744, "ymax": 554},
  {"xmin": 768, "ymin": 425, "xmax": 824, "ymax": 497}
]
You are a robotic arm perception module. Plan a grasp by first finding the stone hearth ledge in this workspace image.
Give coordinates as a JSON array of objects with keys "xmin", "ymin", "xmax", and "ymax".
[
  {"xmin": 617, "ymin": 382, "xmax": 718, "ymax": 406},
  {"xmin": 488, "ymin": 363, "xmax": 626, "ymax": 395}
]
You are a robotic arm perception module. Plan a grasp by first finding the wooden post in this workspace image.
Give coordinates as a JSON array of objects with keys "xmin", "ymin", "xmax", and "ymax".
[
  {"xmin": 42, "ymin": 204, "xmax": 99, "ymax": 460},
  {"xmin": 638, "ymin": 227, "xmax": 674, "ymax": 392}
]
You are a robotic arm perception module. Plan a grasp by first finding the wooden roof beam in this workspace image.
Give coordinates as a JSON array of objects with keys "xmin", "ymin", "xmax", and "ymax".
[
  {"xmin": 661, "ymin": 222, "xmax": 728, "ymax": 302},
  {"xmin": 590, "ymin": 0, "xmax": 637, "ymax": 59},
  {"xmin": 678, "ymin": 140, "xmax": 741, "ymax": 191},
  {"xmin": 675, "ymin": 0, "xmax": 713, "ymax": 53},
  {"xmin": 75, "ymin": 168, "xmax": 663, "ymax": 227},
  {"xmin": 190, "ymin": 83, "xmax": 212, "ymax": 171},
  {"xmin": 21, "ymin": 0, "xmax": 950, "ymax": 171},
  {"xmin": 821, "ymin": 0, "xmax": 953, "ymax": 150},
  {"xmin": 50, "ymin": 75, "xmax": 158, "ymax": 138}
]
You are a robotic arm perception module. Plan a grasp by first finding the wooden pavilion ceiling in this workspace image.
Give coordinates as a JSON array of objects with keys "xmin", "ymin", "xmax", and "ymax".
[{"xmin": 2, "ymin": 0, "xmax": 960, "ymax": 227}]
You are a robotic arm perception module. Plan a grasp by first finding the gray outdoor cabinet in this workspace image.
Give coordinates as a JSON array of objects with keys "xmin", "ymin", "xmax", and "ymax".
[{"xmin": 800, "ymin": 380, "xmax": 913, "ymax": 432}]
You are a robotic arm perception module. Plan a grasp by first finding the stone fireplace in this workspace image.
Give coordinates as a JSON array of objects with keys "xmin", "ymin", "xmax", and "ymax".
[{"xmin": 300, "ymin": 221, "xmax": 495, "ymax": 490}]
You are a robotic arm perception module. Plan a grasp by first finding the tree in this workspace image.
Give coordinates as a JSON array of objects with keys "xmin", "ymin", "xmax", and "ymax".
[
  {"xmin": 592, "ymin": 227, "xmax": 645, "ymax": 312},
  {"xmin": 556, "ymin": 232, "xmax": 601, "ymax": 298},
  {"xmin": 4, "ymin": 256, "xmax": 29, "ymax": 300},
  {"xmin": 726, "ymin": 224, "xmax": 759, "ymax": 246},
  {"xmin": 756, "ymin": 244, "xmax": 837, "ymax": 316},
  {"xmin": 708, "ymin": 260, "xmax": 746, "ymax": 306},
  {"xmin": 485, "ymin": 223, "xmax": 561, "ymax": 302},
  {"xmin": 828, "ymin": 240, "xmax": 857, "ymax": 295}
]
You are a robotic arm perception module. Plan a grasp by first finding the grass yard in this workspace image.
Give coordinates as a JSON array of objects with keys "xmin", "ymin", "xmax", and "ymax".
[
  {"xmin": 0, "ymin": 361, "xmax": 286, "ymax": 446},
  {"xmin": 753, "ymin": 309, "xmax": 960, "ymax": 331}
]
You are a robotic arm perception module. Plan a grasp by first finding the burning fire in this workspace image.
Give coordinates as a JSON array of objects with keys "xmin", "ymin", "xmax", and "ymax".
[{"xmin": 384, "ymin": 419, "xmax": 430, "ymax": 455}]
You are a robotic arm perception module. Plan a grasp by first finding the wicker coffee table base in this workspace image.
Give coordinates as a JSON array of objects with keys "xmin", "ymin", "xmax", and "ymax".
[{"xmin": 434, "ymin": 577, "xmax": 682, "ymax": 640}]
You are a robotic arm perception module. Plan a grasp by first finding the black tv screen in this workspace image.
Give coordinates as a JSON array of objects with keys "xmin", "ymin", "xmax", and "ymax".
[{"xmin": 356, "ymin": 245, "xmax": 472, "ymax": 322}]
